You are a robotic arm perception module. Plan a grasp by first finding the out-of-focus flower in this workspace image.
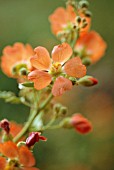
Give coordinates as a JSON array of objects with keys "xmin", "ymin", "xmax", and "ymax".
[
  {"xmin": 26, "ymin": 132, "xmax": 47, "ymax": 147},
  {"xmin": 0, "ymin": 141, "xmax": 39, "ymax": 170},
  {"xmin": 1, "ymin": 43, "xmax": 34, "ymax": 78},
  {"xmin": 71, "ymin": 114, "xmax": 92, "ymax": 134},
  {"xmin": 49, "ymin": 5, "xmax": 91, "ymax": 36},
  {"xmin": 28, "ymin": 43, "xmax": 86, "ymax": 96},
  {"xmin": 75, "ymin": 31, "xmax": 107, "ymax": 63}
]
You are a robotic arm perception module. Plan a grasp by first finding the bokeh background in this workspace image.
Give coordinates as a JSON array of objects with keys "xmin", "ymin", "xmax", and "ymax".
[{"xmin": 0, "ymin": 0, "xmax": 114, "ymax": 169}]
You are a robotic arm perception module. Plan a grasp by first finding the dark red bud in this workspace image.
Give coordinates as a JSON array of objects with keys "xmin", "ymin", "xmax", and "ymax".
[
  {"xmin": 0, "ymin": 119, "xmax": 10, "ymax": 134},
  {"xmin": 26, "ymin": 132, "xmax": 47, "ymax": 147}
]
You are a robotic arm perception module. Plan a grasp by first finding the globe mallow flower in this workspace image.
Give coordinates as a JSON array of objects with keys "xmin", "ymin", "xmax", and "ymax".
[
  {"xmin": 28, "ymin": 43, "xmax": 86, "ymax": 96},
  {"xmin": 75, "ymin": 31, "xmax": 107, "ymax": 63},
  {"xmin": 0, "ymin": 141, "xmax": 39, "ymax": 170},
  {"xmin": 1, "ymin": 43, "xmax": 34, "ymax": 78},
  {"xmin": 49, "ymin": 5, "xmax": 91, "ymax": 37}
]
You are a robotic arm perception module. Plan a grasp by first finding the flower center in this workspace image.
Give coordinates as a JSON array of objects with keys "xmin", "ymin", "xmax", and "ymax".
[{"xmin": 50, "ymin": 62, "xmax": 62, "ymax": 76}]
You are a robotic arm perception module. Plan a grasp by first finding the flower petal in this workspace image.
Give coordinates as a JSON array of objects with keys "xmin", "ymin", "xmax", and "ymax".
[
  {"xmin": 49, "ymin": 7, "xmax": 68, "ymax": 35},
  {"xmin": 64, "ymin": 57, "xmax": 86, "ymax": 78},
  {"xmin": 76, "ymin": 31, "xmax": 107, "ymax": 63},
  {"xmin": 52, "ymin": 43, "xmax": 73, "ymax": 64},
  {"xmin": 52, "ymin": 77, "xmax": 72, "ymax": 96},
  {"xmin": 28, "ymin": 70, "xmax": 52, "ymax": 90},
  {"xmin": 30, "ymin": 47, "xmax": 51, "ymax": 70},
  {"xmin": 0, "ymin": 141, "xmax": 18, "ymax": 158},
  {"xmin": 19, "ymin": 146, "xmax": 35, "ymax": 167},
  {"xmin": 0, "ymin": 157, "xmax": 6, "ymax": 170}
]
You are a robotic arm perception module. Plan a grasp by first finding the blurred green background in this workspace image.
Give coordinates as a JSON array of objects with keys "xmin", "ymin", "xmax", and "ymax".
[{"xmin": 0, "ymin": 0, "xmax": 114, "ymax": 169}]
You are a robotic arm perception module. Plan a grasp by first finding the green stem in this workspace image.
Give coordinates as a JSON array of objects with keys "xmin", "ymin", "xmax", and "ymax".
[{"xmin": 13, "ymin": 93, "xmax": 53, "ymax": 143}]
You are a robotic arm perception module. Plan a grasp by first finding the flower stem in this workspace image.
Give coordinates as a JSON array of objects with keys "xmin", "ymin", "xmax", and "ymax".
[{"xmin": 13, "ymin": 93, "xmax": 53, "ymax": 143}]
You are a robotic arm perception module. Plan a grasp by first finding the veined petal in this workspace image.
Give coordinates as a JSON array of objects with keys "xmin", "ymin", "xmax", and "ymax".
[
  {"xmin": 0, "ymin": 157, "xmax": 6, "ymax": 170},
  {"xmin": 52, "ymin": 77, "xmax": 72, "ymax": 96},
  {"xmin": 19, "ymin": 146, "xmax": 35, "ymax": 167},
  {"xmin": 28, "ymin": 70, "xmax": 52, "ymax": 90},
  {"xmin": 0, "ymin": 141, "xmax": 18, "ymax": 158},
  {"xmin": 64, "ymin": 57, "xmax": 86, "ymax": 78},
  {"xmin": 52, "ymin": 43, "xmax": 73, "ymax": 64},
  {"xmin": 30, "ymin": 47, "xmax": 51, "ymax": 70}
]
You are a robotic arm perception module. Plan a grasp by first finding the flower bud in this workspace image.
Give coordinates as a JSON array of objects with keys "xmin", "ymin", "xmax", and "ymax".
[
  {"xmin": 77, "ymin": 76, "xmax": 98, "ymax": 87},
  {"xmin": 71, "ymin": 114, "xmax": 92, "ymax": 134},
  {"xmin": 79, "ymin": 0, "xmax": 89, "ymax": 9},
  {"xmin": 26, "ymin": 132, "xmax": 47, "ymax": 147},
  {"xmin": 60, "ymin": 118, "xmax": 73, "ymax": 129},
  {"xmin": 0, "ymin": 119, "xmax": 10, "ymax": 134},
  {"xmin": 76, "ymin": 16, "xmax": 82, "ymax": 24},
  {"xmin": 82, "ymin": 57, "xmax": 92, "ymax": 66},
  {"xmin": 84, "ymin": 11, "xmax": 92, "ymax": 18}
]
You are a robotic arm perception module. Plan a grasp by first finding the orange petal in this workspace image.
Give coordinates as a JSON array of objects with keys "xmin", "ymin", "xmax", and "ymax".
[
  {"xmin": 0, "ymin": 141, "xmax": 18, "ymax": 158},
  {"xmin": 19, "ymin": 146, "xmax": 35, "ymax": 167},
  {"xmin": 30, "ymin": 47, "xmax": 51, "ymax": 70},
  {"xmin": 76, "ymin": 31, "xmax": 107, "ymax": 63},
  {"xmin": 28, "ymin": 70, "xmax": 52, "ymax": 90},
  {"xmin": 64, "ymin": 57, "xmax": 86, "ymax": 78},
  {"xmin": 0, "ymin": 157, "xmax": 6, "ymax": 170},
  {"xmin": 67, "ymin": 5, "xmax": 76, "ymax": 22},
  {"xmin": 52, "ymin": 77, "xmax": 72, "ymax": 96},
  {"xmin": 49, "ymin": 7, "xmax": 68, "ymax": 35},
  {"xmin": 52, "ymin": 43, "xmax": 73, "ymax": 64}
]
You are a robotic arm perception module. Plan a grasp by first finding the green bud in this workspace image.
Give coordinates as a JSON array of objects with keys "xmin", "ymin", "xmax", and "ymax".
[
  {"xmin": 79, "ymin": 0, "xmax": 89, "ymax": 9},
  {"xmin": 76, "ymin": 16, "xmax": 82, "ymax": 23},
  {"xmin": 77, "ymin": 76, "xmax": 98, "ymax": 87},
  {"xmin": 84, "ymin": 11, "xmax": 92, "ymax": 18},
  {"xmin": 2, "ymin": 133, "xmax": 13, "ymax": 142},
  {"xmin": 82, "ymin": 57, "xmax": 92, "ymax": 66},
  {"xmin": 59, "ymin": 106, "xmax": 68, "ymax": 116}
]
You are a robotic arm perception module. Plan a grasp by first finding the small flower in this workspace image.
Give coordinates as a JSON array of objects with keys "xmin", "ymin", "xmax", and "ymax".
[
  {"xmin": 1, "ymin": 43, "xmax": 34, "ymax": 78},
  {"xmin": 0, "ymin": 141, "xmax": 39, "ymax": 170},
  {"xmin": 71, "ymin": 114, "xmax": 92, "ymax": 134},
  {"xmin": 75, "ymin": 31, "xmax": 107, "ymax": 63},
  {"xmin": 26, "ymin": 132, "xmax": 47, "ymax": 147},
  {"xmin": 49, "ymin": 5, "xmax": 91, "ymax": 36},
  {"xmin": 28, "ymin": 43, "xmax": 86, "ymax": 96}
]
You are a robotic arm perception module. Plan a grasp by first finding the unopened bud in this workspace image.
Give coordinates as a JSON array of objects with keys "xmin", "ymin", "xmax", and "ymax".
[
  {"xmin": 71, "ymin": 114, "xmax": 92, "ymax": 134},
  {"xmin": 0, "ymin": 119, "xmax": 10, "ymax": 134},
  {"xmin": 77, "ymin": 76, "xmax": 98, "ymax": 87},
  {"xmin": 19, "ymin": 68, "xmax": 28, "ymax": 76},
  {"xmin": 76, "ymin": 16, "xmax": 82, "ymax": 23},
  {"xmin": 26, "ymin": 132, "xmax": 47, "ymax": 147},
  {"xmin": 82, "ymin": 22, "xmax": 88, "ymax": 28},
  {"xmin": 79, "ymin": 0, "xmax": 89, "ymax": 9},
  {"xmin": 84, "ymin": 11, "xmax": 92, "ymax": 18},
  {"xmin": 82, "ymin": 57, "xmax": 92, "ymax": 66},
  {"xmin": 59, "ymin": 107, "xmax": 68, "ymax": 116}
]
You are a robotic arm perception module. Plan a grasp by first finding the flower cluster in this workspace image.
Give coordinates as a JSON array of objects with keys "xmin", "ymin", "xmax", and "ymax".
[{"xmin": 0, "ymin": 0, "xmax": 107, "ymax": 169}]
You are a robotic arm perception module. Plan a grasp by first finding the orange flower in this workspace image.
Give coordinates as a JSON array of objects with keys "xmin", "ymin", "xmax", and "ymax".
[
  {"xmin": 0, "ymin": 141, "xmax": 39, "ymax": 170},
  {"xmin": 75, "ymin": 31, "xmax": 107, "ymax": 63},
  {"xmin": 71, "ymin": 114, "xmax": 92, "ymax": 134},
  {"xmin": 1, "ymin": 43, "xmax": 34, "ymax": 78},
  {"xmin": 49, "ymin": 5, "xmax": 91, "ymax": 36},
  {"xmin": 28, "ymin": 43, "xmax": 86, "ymax": 96}
]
